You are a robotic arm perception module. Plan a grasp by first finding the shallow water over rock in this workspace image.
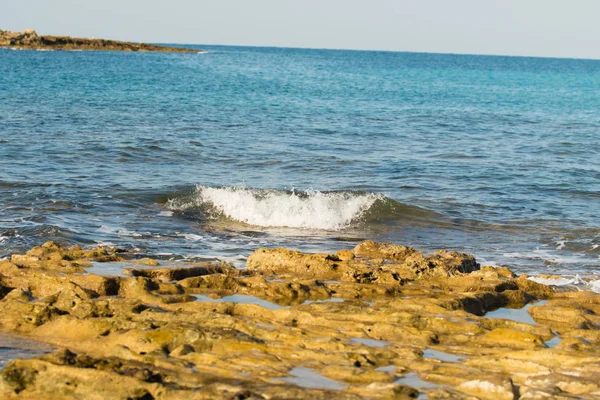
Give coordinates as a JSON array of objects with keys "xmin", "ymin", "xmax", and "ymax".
[
  {"xmin": 86, "ymin": 261, "xmax": 134, "ymax": 277},
  {"xmin": 302, "ymin": 298, "xmax": 345, "ymax": 305},
  {"xmin": 0, "ymin": 334, "xmax": 54, "ymax": 370},
  {"xmin": 484, "ymin": 300, "xmax": 549, "ymax": 325},
  {"xmin": 544, "ymin": 335, "xmax": 562, "ymax": 348},
  {"xmin": 280, "ymin": 367, "xmax": 347, "ymax": 390},
  {"xmin": 422, "ymin": 349, "xmax": 465, "ymax": 363},
  {"xmin": 396, "ymin": 372, "xmax": 442, "ymax": 390},
  {"xmin": 193, "ymin": 294, "xmax": 285, "ymax": 310},
  {"xmin": 351, "ymin": 338, "xmax": 391, "ymax": 348}
]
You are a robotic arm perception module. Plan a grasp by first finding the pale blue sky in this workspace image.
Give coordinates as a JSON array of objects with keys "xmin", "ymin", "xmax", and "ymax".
[{"xmin": 3, "ymin": 0, "xmax": 600, "ymax": 59}]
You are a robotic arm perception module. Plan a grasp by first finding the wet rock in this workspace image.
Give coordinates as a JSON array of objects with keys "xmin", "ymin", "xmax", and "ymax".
[
  {"xmin": 247, "ymin": 241, "xmax": 479, "ymax": 284},
  {"xmin": 134, "ymin": 258, "xmax": 161, "ymax": 267},
  {"xmin": 125, "ymin": 262, "xmax": 232, "ymax": 281},
  {"xmin": 7, "ymin": 241, "xmax": 124, "ymax": 273},
  {"xmin": 479, "ymin": 328, "xmax": 545, "ymax": 349},
  {"xmin": 528, "ymin": 298, "xmax": 598, "ymax": 331},
  {"xmin": 0, "ymin": 241, "xmax": 598, "ymax": 399},
  {"xmin": 2, "ymin": 268, "xmax": 119, "ymax": 298},
  {"xmin": 119, "ymin": 277, "xmax": 193, "ymax": 304}
]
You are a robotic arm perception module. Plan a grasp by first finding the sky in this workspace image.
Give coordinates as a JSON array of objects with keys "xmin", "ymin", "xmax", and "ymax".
[{"xmin": 3, "ymin": 0, "xmax": 600, "ymax": 59}]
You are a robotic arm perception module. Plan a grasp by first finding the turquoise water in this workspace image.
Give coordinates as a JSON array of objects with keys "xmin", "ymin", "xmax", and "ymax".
[{"xmin": 1, "ymin": 46, "xmax": 599, "ymax": 275}]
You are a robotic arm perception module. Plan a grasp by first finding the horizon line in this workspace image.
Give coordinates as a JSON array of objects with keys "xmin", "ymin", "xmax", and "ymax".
[
  {"xmin": 6, "ymin": 27, "xmax": 599, "ymax": 62},
  {"xmin": 162, "ymin": 41, "xmax": 600, "ymax": 62}
]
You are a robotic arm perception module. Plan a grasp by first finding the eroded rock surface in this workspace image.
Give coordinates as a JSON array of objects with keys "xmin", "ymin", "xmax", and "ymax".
[
  {"xmin": 0, "ymin": 241, "xmax": 598, "ymax": 399},
  {"xmin": 0, "ymin": 29, "xmax": 198, "ymax": 52}
]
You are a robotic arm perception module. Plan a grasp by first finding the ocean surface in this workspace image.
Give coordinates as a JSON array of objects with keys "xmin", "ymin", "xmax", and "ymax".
[{"xmin": 1, "ymin": 45, "xmax": 599, "ymax": 283}]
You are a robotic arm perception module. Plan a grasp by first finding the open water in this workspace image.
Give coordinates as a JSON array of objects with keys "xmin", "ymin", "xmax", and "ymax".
[{"xmin": 1, "ymin": 45, "xmax": 599, "ymax": 282}]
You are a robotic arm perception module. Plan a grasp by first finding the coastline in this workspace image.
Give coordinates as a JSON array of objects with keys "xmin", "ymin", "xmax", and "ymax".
[
  {"xmin": 0, "ymin": 29, "xmax": 199, "ymax": 53},
  {"xmin": 1, "ymin": 240, "xmax": 599, "ymax": 399},
  {"xmin": 1, "ymin": 39, "xmax": 599, "ymax": 399}
]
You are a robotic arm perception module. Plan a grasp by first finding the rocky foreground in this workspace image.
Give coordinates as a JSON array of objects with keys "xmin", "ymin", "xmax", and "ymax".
[
  {"xmin": 0, "ymin": 29, "xmax": 198, "ymax": 53},
  {"xmin": 0, "ymin": 241, "xmax": 599, "ymax": 399}
]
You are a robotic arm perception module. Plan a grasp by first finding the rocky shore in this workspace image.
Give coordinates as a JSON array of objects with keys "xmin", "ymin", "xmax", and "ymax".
[
  {"xmin": 0, "ymin": 240, "xmax": 599, "ymax": 399},
  {"xmin": 0, "ymin": 29, "xmax": 198, "ymax": 53}
]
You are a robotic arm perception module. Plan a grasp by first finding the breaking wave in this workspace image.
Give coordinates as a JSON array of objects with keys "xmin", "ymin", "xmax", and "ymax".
[{"xmin": 165, "ymin": 185, "xmax": 423, "ymax": 231}]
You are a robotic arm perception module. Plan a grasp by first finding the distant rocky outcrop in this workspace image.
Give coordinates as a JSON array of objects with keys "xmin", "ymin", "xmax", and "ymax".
[{"xmin": 0, "ymin": 28, "xmax": 199, "ymax": 53}]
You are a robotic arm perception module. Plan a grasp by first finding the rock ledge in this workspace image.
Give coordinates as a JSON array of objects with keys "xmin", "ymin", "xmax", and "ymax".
[{"xmin": 0, "ymin": 29, "xmax": 199, "ymax": 53}]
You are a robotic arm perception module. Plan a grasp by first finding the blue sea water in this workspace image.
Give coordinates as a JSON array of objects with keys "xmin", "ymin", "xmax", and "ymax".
[{"xmin": 1, "ymin": 45, "xmax": 599, "ymax": 277}]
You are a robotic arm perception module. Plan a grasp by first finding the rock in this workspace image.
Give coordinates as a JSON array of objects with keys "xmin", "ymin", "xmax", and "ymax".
[
  {"xmin": 8, "ymin": 241, "xmax": 123, "ymax": 273},
  {"xmin": 133, "ymin": 257, "xmax": 160, "ymax": 267},
  {"xmin": 170, "ymin": 344, "xmax": 195, "ymax": 357},
  {"xmin": 528, "ymin": 299, "xmax": 598, "ymax": 331},
  {"xmin": 457, "ymin": 377, "xmax": 516, "ymax": 400},
  {"xmin": 479, "ymin": 328, "xmax": 545, "ymax": 349},
  {"xmin": 125, "ymin": 262, "xmax": 232, "ymax": 281},
  {"xmin": 524, "ymin": 373, "xmax": 600, "ymax": 396},
  {"xmin": 0, "ymin": 241, "xmax": 597, "ymax": 399},
  {"xmin": 0, "ymin": 29, "xmax": 199, "ymax": 53},
  {"xmin": 353, "ymin": 240, "xmax": 416, "ymax": 260},
  {"xmin": 247, "ymin": 241, "xmax": 479, "ymax": 284},
  {"xmin": 336, "ymin": 249, "xmax": 355, "ymax": 261}
]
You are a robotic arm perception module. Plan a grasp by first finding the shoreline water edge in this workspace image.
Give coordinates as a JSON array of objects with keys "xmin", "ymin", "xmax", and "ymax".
[{"xmin": 0, "ymin": 240, "xmax": 599, "ymax": 399}]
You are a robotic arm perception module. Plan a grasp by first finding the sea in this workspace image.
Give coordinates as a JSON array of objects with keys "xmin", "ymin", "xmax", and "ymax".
[{"xmin": 1, "ymin": 45, "xmax": 599, "ymax": 290}]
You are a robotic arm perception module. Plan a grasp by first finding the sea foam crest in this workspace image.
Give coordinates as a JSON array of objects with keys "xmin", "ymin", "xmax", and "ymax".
[
  {"xmin": 168, "ymin": 185, "xmax": 383, "ymax": 230},
  {"xmin": 529, "ymin": 275, "xmax": 600, "ymax": 294}
]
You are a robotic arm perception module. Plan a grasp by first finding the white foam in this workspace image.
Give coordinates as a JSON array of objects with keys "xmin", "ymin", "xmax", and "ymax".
[
  {"xmin": 503, "ymin": 249, "xmax": 586, "ymax": 265},
  {"xmin": 528, "ymin": 275, "xmax": 586, "ymax": 287},
  {"xmin": 588, "ymin": 280, "xmax": 600, "ymax": 293},
  {"xmin": 168, "ymin": 185, "xmax": 383, "ymax": 230},
  {"xmin": 97, "ymin": 225, "xmax": 140, "ymax": 237},
  {"xmin": 94, "ymin": 241, "xmax": 116, "ymax": 247},
  {"xmin": 529, "ymin": 275, "xmax": 600, "ymax": 293},
  {"xmin": 182, "ymin": 233, "xmax": 204, "ymax": 241},
  {"xmin": 182, "ymin": 253, "xmax": 247, "ymax": 268}
]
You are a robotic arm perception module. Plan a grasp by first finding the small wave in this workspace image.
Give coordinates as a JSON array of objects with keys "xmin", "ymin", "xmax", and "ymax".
[
  {"xmin": 182, "ymin": 233, "xmax": 204, "ymax": 241},
  {"xmin": 529, "ymin": 275, "xmax": 600, "ymax": 294},
  {"xmin": 167, "ymin": 185, "xmax": 389, "ymax": 230}
]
